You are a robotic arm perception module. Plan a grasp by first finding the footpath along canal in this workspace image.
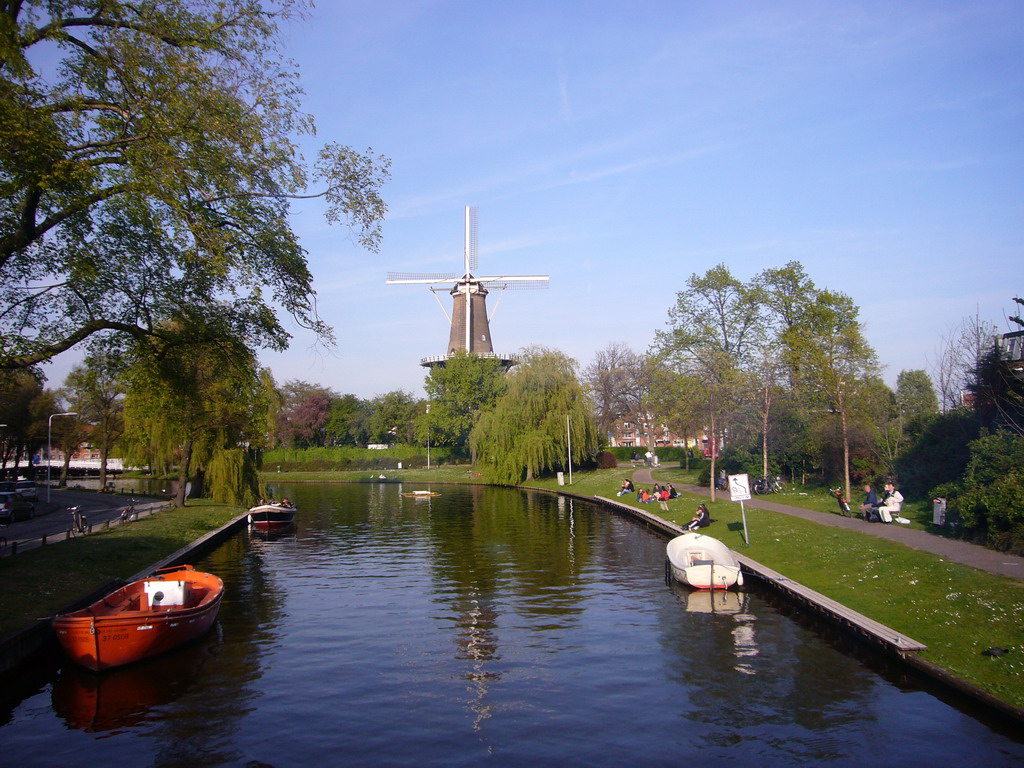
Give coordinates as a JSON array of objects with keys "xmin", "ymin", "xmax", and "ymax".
[{"xmin": 631, "ymin": 468, "xmax": 1024, "ymax": 581}]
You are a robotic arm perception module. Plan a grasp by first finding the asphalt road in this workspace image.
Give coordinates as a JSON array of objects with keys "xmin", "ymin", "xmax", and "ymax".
[{"xmin": 0, "ymin": 489, "xmax": 160, "ymax": 550}]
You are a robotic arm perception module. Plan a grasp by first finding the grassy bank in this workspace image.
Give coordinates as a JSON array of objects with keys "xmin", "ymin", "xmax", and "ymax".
[{"xmin": 0, "ymin": 501, "xmax": 243, "ymax": 640}]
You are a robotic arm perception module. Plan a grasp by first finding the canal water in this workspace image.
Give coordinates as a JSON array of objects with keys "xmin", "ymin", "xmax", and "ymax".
[{"xmin": 1, "ymin": 483, "xmax": 1022, "ymax": 767}]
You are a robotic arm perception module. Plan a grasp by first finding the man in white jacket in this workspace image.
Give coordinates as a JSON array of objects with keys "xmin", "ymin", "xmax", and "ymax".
[{"xmin": 878, "ymin": 482, "xmax": 905, "ymax": 523}]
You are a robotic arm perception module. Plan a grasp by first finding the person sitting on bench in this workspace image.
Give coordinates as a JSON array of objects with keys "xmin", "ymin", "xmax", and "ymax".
[{"xmin": 877, "ymin": 482, "xmax": 904, "ymax": 522}]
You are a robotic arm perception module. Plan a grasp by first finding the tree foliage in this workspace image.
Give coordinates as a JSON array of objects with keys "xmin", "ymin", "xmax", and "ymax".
[
  {"xmin": 422, "ymin": 351, "xmax": 506, "ymax": 449},
  {"xmin": 471, "ymin": 347, "xmax": 597, "ymax": 484},
  {"xmin": 62, "ymin": 350, "xmax": 125, "ymax": 486},
  {"xmin": 121, "ymin": 335, "xmax": 268, "ymax": 506},
  {"xmin": 1, "ymin": 0, "xmax": 390, "ymax": 370},
  {"xmin": 653, "ymin": 264, "xmax": 759, "ymax": 499}
]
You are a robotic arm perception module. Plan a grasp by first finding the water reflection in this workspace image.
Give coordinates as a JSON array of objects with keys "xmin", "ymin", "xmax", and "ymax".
[{"xmin": 51, "ymin": 629, "xmax": 220, "ymax": 734}]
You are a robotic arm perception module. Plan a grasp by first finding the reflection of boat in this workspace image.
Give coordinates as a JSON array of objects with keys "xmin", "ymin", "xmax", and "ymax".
[
  {"xmin": 401, "ymin": 490, "xmax": 442, "ymax": 498},
  {"xmin": 675, "ymin": 586, "xmax": 747, "ymax": 614},
  {"xmin": 247, "ymin": 502, "xmax": 297, "ymax": 528},
  {"xmin": 53, "ymin": 565, "xmax": 224, "ymax": 671},
  {"xmin": 249, "ymin": 523, "xmax": 295, "ymax": 542},
  {"xmin": 51, "ymin": 628, "xmax": 218, "ymax": 732},
  {"xmin": 666, "ymin": 533, "xmax": 744, "ymax": 590}
]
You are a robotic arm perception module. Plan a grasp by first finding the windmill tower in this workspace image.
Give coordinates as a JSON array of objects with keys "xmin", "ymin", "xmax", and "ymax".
[{"xmin": 387, "ymin": 207, "xmax": 549, "ymax": 369}]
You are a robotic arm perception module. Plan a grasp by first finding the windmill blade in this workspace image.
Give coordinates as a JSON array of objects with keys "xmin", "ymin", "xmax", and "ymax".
[
  {"xmin": 386, "ymin": 272, "xmax": 460, "ymax": 284},
  {"xmin": 477, "ymin": 276, "xmax": 550, "ymax": 290},
  {"xmin": 465, "ymin": 206, "xmax": 479, "ymax": 274}
]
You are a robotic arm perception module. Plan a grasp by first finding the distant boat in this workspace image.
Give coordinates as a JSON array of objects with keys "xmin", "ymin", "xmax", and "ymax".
[
  {"xmin": 666, "ymin": 533, "xmax": 744, "ymax": 590},
  {"xmin": 53, "ymin": 565, "xmax": 224, "ymax": 671},
  {"xmin": 247, "ymin": 502, "xmax": 297, "ymax": 529},
  {"xmin": 401, "ymin": 490, "xmax": 441, "ymax": 498}
]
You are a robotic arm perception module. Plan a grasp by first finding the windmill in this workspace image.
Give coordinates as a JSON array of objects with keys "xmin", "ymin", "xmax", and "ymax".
[{"xmin": 386, "ymin": 207, "xmax": 549, "ymax": 369}]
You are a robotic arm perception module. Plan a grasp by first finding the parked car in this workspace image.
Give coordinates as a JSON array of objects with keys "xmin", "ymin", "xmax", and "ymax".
[
  {"xmin": 0, "ymin": 491, "xmax": 34, "ymax": 523},
  {"xmin": 15, "ymin": 478, "xmax": 38, "ymax": 502}
]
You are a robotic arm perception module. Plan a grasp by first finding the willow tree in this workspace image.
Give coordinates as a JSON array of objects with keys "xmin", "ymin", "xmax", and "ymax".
[
  {"xmin": 1, "ymin": 0, "xmax": 389, "ymax": 371},
  {"xmin": 471, "ymin": 347, "xmax": 597, "ymax": 485},
  {"xmin": 122, "ymin": 332, "xmax": 269, "ymax": 507}
]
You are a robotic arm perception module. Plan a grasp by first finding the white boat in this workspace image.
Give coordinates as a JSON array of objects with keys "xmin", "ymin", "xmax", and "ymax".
[{"xmin": 666, "ymin": 532, "xmax": 744, "ymax": 590}]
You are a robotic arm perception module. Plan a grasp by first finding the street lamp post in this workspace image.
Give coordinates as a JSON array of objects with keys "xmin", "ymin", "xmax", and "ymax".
[
  {"xmin": 47, "ymin": 412, "xmax": 78, "ymax": 503},
  {"xmin": 425, "ymin": 404, "xmax": 431, "ymax": 470}
]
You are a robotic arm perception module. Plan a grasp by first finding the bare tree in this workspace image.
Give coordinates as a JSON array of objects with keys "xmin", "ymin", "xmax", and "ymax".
[
  {"xmin": 930, "ymin": 314, "xmax": 998, "ymax": 412},
  {"xmin": 583, "ymin": 343, "xmax": 649, "ymax": 439}
]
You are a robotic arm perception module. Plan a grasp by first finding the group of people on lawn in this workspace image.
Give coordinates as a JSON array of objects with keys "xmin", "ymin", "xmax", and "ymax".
[
  {"xmin": 615, "ymin": 478, "xmax": 710, "ymax": 530},
  {"xmin": 616, "ymin": 478, "xmax": 680, "ymax": 504}
]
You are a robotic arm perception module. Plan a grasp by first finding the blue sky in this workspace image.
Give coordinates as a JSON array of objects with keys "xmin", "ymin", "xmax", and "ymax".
[{"xmin": 43, "ymin": 2, "xmax": 1024, "ymax": 399}]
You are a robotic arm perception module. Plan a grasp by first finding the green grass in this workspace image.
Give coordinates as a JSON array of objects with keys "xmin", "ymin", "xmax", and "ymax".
[{"xmin": 0, "ymin": 501, "xmax": 243, "ymax": 639}]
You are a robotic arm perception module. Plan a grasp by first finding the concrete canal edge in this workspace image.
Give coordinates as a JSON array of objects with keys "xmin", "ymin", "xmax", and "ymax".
[
  {"xmin": 0, "ymin": 510, "xmax": 250, "ymax": 680},
  {"xmin": 577, "ymin": 491, "xmax": 1024, "ymax": 726}
]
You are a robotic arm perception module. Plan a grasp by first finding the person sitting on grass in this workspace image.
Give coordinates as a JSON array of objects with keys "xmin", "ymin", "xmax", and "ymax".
[
  {"xmin": 686, "ymin": 503, "xmax": 711, "ymax": 531},
  {"xmin": 617, "ymin": 479, "xmax": 634, "ymax": 497}
]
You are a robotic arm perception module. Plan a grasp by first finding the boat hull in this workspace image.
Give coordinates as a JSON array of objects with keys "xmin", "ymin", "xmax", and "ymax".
[
  {"xmin": 666, "ymin": 533, "xmax": 744, "ymax": 590},
  {"xmin": 247, "ymin": 504, "xmax": 296, "ymax": 529},
  {"xmin": 53, "ymin": 566, "xmax": 224, "ymax": 672}
]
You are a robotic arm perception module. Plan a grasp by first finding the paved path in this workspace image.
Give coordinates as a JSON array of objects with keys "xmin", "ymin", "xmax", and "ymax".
[{"xmin": 630, "ymin": 467, "xmax": 1024, "ymax": 581}]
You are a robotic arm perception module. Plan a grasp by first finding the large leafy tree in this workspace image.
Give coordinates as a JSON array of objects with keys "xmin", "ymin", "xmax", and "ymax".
[
  {"xmin": 422, "ymin": 351, "xmax": 506, "ymax": 451},
  {"xmin": 471, "ymin": 346, "xmax": 597, "ymax": 485},
  {"xmin": 62, "ymin": 350, "xmax": 125, "ymax": 488},
  {"xmin": 366, "ymin": 390, "xmax": 418, "ymax": 445},
  {"xmin": 0, "ymin": 369, "xmax": 45, "ymax": 473},
  {"xmin": 784, "ymin": 289, "xmax": 879, "ymax": 503},
  {"xmin": 1, "ymin": 0, "xmax": 389, "ymax": 370},
  {"xmin": 325, "ymin": 393, "xmax": 368, "ymax": 447},
  {"xmin": 275, "ymin": 380, "xmax": 338, "ymax": 448},
  {"xmin": 653, "ymin": 264, "xmax": 761, "ymax": 500}
]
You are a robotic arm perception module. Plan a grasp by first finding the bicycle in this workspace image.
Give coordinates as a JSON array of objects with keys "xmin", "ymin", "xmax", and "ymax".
[
  {"xmin": 68, "ymin": 505, "xmax": 89, "ymax": 536},
  {"xmin": 120, "ymin": 497, "xmax": 138, "ymax": 523},
  {"xmin": 753, "ymin": 476, "xmax": 784, "ymax": 494}
]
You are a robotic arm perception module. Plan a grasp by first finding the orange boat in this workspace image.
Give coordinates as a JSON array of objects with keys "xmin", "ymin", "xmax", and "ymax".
[{"xmin": 53, "ymin": 565, "xmax": 224, "ymax": 672}]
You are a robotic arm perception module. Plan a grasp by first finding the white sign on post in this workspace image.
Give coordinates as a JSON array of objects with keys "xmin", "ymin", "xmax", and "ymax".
[
  {"xmin": 729, "ymin": 473, "xmax": 752, "ymax": 545},
  {"xmin": 729, "ymin": 474, "xmax": 751, "ymax": 502}
]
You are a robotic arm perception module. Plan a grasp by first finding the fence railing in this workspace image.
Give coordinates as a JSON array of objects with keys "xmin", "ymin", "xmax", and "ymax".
[{"xmin": 0, "ymin": 501, "xmax": 172, "ymax": 559}]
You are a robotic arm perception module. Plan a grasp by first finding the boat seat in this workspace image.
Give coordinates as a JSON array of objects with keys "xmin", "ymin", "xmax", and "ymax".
[
  {"xmin": 144, "ymin": 579, "xmax": 189, "ymax": 609},
  {"xmin": 689, "ymin": 558, "xmax": 715, "ymax": 567}
]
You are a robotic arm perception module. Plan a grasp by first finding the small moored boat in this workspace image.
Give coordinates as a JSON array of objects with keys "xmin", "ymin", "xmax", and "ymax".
[
  {"xmin": 247, "ymin": 502, "xmax": 297, "ymax": 529},
  {"xmin": 666, "ymin": 532, "xmax": 744, "ymax": 590},
  {"xmin": 401, "ymin": 490, "xmax": 442, "ymax": 498},
  {"xmin": 53, "ymin": 565, "xmax": 224, "ymax": 671}
]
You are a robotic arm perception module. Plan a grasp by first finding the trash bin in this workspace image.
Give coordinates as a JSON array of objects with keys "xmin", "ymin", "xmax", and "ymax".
[{"xmin": 933, "ymin": 498, "xmax": 947, "ymax": 526}]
